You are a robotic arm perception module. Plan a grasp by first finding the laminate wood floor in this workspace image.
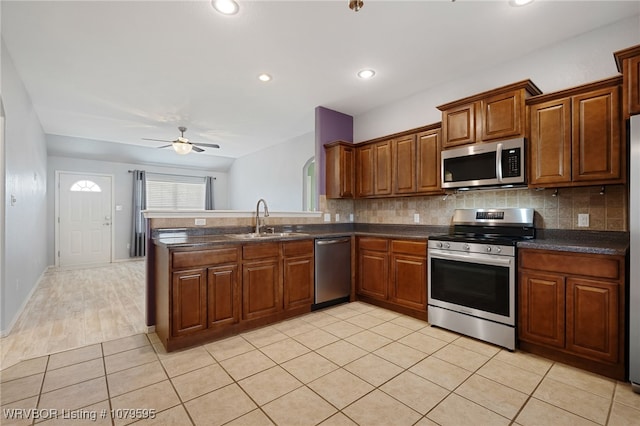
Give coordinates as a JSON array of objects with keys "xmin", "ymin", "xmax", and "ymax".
[{"xmin": 0, "ymin": 261, "xmax": 146, "ymax": 371}]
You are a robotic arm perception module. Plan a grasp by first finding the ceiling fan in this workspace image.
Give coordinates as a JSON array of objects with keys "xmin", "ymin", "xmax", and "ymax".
[{"xmin": 142, "ymin": 126, "xmax": 220, "ymax": 155}]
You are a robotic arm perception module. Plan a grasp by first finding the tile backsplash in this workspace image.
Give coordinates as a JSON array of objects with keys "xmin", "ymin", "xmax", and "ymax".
[{"xmin": 322, "ymin": 184, "xmax": 628, "ymax": 231}]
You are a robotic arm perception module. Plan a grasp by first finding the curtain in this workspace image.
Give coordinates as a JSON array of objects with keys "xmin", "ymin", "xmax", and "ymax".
[
  {"xmin": 130, "ymin": 170, "xmax": 146, "ymax": 257},
  {"xmin": 205, "ymin": 176, "xmax": 215, "ymax": 210}
]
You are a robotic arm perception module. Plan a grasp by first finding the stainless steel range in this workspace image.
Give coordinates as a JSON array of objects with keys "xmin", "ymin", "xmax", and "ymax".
[{"xmin": 428, "ymin": 208, "xmax": 534, "ymax": 350}]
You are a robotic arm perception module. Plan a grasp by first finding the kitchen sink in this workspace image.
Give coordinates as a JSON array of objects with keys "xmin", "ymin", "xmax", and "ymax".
[{"xmin": 225, "ymin": 232, "xmax": 309, "ymax": 240}]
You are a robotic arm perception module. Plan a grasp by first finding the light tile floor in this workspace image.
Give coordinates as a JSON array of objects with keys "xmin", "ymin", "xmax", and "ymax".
[{"xmin": 2, "ymin": 301, "xmax": 639, "ymax": 425}]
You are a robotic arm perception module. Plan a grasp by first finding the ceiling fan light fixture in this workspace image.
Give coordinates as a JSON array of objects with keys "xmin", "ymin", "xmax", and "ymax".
[
  {"xmin": 173, "ymin": 141, "xmax": 193, "ymax": 155},
  {"xmin": 258, "ymin": 73, "xmax": 272, "ymax": 82},
  {"xmin": 212, "ymin": 0, "xmax": 239, "ymax": 15},
  {"xmin": 509, "ymin": 0, "xmax": 534, "ymax": 6},
  {"xmin": 349, "ymin": 0, "xmax": 363, "ymax": 12},
  {"xmin": 357, "ymin": 69, "xmax": 376, "ymax": 79}
]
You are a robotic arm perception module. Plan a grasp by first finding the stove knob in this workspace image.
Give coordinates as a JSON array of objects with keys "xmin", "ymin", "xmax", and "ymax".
[
  {"xmin": 496, "ymin": 246, "xmax": 502, "ymax": 253},
  {"xmin": 486, "ymin": 246, "xmax": 492, "ymax": 252},
  {"xmin": 444, "ymin": 243, "xmax": 451, "ymax": 249},
  {"xmin": 436, "ymin": 242, "xmax": 443, "ymax": 248},
  {"xmin": 463, "ymin": 243, "xmax": 470, "ymax": 250}
]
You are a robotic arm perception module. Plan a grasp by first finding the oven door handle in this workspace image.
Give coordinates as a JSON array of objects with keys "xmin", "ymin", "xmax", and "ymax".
[{"xmin": 430, "ymin": 251, "xmax": 512, "ymax": 268}]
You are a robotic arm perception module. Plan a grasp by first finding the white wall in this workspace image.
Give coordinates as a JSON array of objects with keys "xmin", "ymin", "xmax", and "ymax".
[
  {"xmin": 1, "ymin": 38, "xmax": 49, "ymax": 334},
  {"xmin": 354, "ymin": 15, "xmax": 640, "ymax": 142},
  {"xmin": 227, "ymin": 132, "xmax": 315, "ymax": 211},
  {"xmin": 46, "ymin": 156, "xmax": 229, "ymax": 264}
]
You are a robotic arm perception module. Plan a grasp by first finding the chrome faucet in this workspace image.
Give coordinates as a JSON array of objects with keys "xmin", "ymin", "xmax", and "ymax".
[{"xmin": 255, "ymin": 198, "xmax": 270, "ymax": 234}]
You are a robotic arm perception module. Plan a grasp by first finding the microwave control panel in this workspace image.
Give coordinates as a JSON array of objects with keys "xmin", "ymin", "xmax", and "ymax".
[{"xmin": 502, "ymin": 148, "xmax": 521, "ymax": 178}]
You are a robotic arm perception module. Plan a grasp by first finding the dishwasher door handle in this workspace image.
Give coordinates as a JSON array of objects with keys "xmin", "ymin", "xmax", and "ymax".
[{"xmin": 316, "ymin": 238, "xmax": 351, "ymax": 245}]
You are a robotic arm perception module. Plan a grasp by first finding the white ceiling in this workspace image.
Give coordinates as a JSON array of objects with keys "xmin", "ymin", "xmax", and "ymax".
[{"xmin": 2, "ymin": 0, "xmax": 639, "ymax": 171}]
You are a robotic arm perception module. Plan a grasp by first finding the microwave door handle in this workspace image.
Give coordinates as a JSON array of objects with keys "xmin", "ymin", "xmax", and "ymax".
[{"xmin": 496, "ymin": 143, "xmax": 503, "ymax": 183}]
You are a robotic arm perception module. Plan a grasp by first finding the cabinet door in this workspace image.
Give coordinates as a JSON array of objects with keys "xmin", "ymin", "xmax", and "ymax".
[
  {"xmin": 357, "ymin": 249, "xmax": 388, "ymax": 300},
  {"xmin": 393, "ymin": 135, "xmax": 416, "ymax": 194},
  {"xmin": 626, "ymin": 54, "xmax": 640, "ymax": 116},
  {"xmin": 442, "ymin": 102, "xmax": 477, "ymax": 148},
  {"xmin": 528, "ymin": 98, "xmax": 572, "ymax": 186},
  {"xmin": 572, "ymin": 86, "xmax": 622, "ymax": 182},
  {"xmin": 172, "ymin": 268, "xmax": 207, "ymax": 337},
  {"xmin": 356, "ymin": 145, "xmax": 374, "ymax": 197},
  {"xmin": 374, "ymin": 140, "xmax": 392, "ymax": 195},
  {"xmin": 481, "ymin": 90, "xmax": 523, "ymax": 141},
  {"xmin": 207, "ymin": 264, "xmax": 239, "ymax": 330},
  {"xmin": 283, "ymin": 255, "xmax": 314, "ymax": 310},
  {"xmin": 566, "ymin": 278, "xmax": 619, "ymax": 363},
  {"xmin": 242, "ymin": 259, "xmax": 281, "ymax": 320},
  {"xmin": 416, "ymin": 129, "xmax": 441, "ymax": 193},
  {"xmin": 518, "ymin": 271, "xmax": 565, "ymax": 348},
  {"xmin": 390, "ymin": 253, "xmax": 426, "ymax": 310},
  {"xmin": 325, "ymin": 144, "xmax": 354, "ymax": 199}
]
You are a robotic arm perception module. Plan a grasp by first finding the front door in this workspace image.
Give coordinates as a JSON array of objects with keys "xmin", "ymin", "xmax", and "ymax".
[{"xmin": 57, "ymin": 172, "xmax": 113, "ymax": 267}]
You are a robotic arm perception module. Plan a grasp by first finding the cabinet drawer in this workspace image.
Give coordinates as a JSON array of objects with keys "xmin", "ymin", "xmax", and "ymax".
[
  {"xmin": 283, "ymin": 239, "xmax": 314, "ymax": 257},
  {"xmin": 243, "ymin": 242, "xmax": 279, "ymax": 260},
  {"xmin": 519, "ymin": 250, "xmax": 622, "ymax": 280},
  {"xmin": 358, "ymin": 237, "xmax": 388, "ymax": 252},
  {"xmin": 172, "ymin": 248, "xmax": 239, "ymax": 269},
  {"xmin": 391, "ymin": 240, "xmax": 426, "ymax": 256}
]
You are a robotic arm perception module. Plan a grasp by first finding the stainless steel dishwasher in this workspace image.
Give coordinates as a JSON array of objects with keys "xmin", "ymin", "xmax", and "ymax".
[{"xmin": 313, "ymin": 237, "xmax": 351, "ymax": 310}]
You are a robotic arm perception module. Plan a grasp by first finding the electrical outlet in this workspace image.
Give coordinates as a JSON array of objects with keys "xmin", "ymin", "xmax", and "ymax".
[
  {"xmin": 195, "ymin": 218, "xmax": 206, "ymax": 226},
  {"xmin": 349, "ymin": 213, "xmax": 354, "ymax": 222},
  {"xmin": 335, "ymin": 213, "xmax": 340, "ymax": 222},
  {"xmin": 414, "ymin": 213, "xmax": 420, "ymax": 223},
  {"xmin": 324, "ymin": 213, "xmax": 331, "ymax": 222},
  {"xmin": 127, "ymin": 243, "xmax": 130, "ymax": 249},
  {"xmin": 578, "ymin": 214, "xmax": 589, "ymax": 227}
]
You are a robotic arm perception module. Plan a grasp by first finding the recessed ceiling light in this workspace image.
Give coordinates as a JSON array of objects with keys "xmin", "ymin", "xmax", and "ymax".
[
  {"xmin": 509, "ymin": 0, "xmax": 534, "ymax": 6},
  {"xmin": 258, "ymin": 73, "xmax": 272, "ymax": 82},
  {"xmin": 212, "ymin": 0, "xmax": 239, "ymax": 15},
  {"xmin": 357, "ymin": 69, "xmax": 376, "ymax": 79}
]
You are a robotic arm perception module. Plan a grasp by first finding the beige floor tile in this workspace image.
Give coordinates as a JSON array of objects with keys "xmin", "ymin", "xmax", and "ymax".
[
  {"xmin": 409, "ymin": 357, "xmax": 471, "ymax": 391},
  {"xmin": 0, "ymin": 357, "xmax": 48, "ymax": 383},
  {"xmin": 324, "ymin": 305, "xmax": 361, "ymax": 320},
  {"xmin": 204, "ymin": 335, "xmax": 255, "ymax": 361},
  {"xmin": 110, "ymin": 380, "xmax": 180, "ymax": 426},
  {"xmin": 432, "ymin": 343, "xmax": 490, "ymax": 372},
  {"xmin": 272, "ymin": 318, "xmax": 317, "ymax": 337},
  {"xmin": 309, "ymin": 368, "xmax": 374, "ymax": 409},
  {"xmin": 281, "ymin": 352, "xmax": 339, "ymax": 384},
  {"xmin": 366, "ymin": 308, "xmax": 401, "ymax": 321},
  {"xmin": 185, "ymin": 383, "xmax": 257, "ymax": 426},
  {"xmin": 608, "ymin": 401, "xmax": 640, "ymax": 426},
  {"xmin": 262, "ymin": 386, "xmax": 337, "ymax": 426},
  {"xmin": 107, "ymin": 360, "xmax": 168, "ymax": 397},
  {"xmin": 238, "ymin": 366, "xmax": 302, "ymax": 405},
  {"xmin": 418, "ymin": 325, "xmax": 460, "ymax": 343},
  {"xmin": 455, "ymin": 374, "xmax": 528, "ymax": 419},
  {"xmin": 39, "ymin": 400, "xmax": 111, "ymax": 425},
  {"xmin": 516, "ymin": 398, "xmax": 599, "ymax": 426},
  {"xmin": 614, "ymin": 381, "xmax": 640, "ymax": 410},
  {"xmin": 292, "ymin": 328, "xmax": 340, "ymax": 350},
  {"xmin": 158, "ymin": 346, "xmax": 215, "ymax": 378},
  {"xmin": 1, "ymin": 373, "xmax": 44, "ymax": 405},
  {"xmin": 374, "ymin": 342, "xmax": 427, "ymax": 368},
  {"xmin": 546, "ymin": 363, "xmax": 615, "ymax": 399},
  {"xmin": 225, "ymin": 408, "xmax": 274, "ymax": 426},
  {"xmin": 47, "ymin": 344, "xmax": 102, "ymax": 371},
  {"xmin": 451, "ymin": 336, "xmax": 501, "ymax": 357},
  {"xmin": 345, "ymin": 313, "xmax": 387, "ymax": 329},
  {"xmin": 346, "ymin": 302, "xmax": 377, "ymax": 314},
  {"xmin": 219, "ymin": 349, "xmax": 276, "ymax": 381},
  {"xmin": 259, "ymin": 337, "xmax": 310, "ymax": 364},
  {"xmin": 241, "ymin": 326, "xmax": 288, "ymax": 348},
  {"xmin": 300, "ymin": 311, "xmax": 341, "ymax": 328},
  {"xmin": 38, "ymin": 377, "xmax": 108, "ymax": 412},
  {"xmin": 492, "ymin": 349, "xmax": 553, "ymax": 376},
  {"xmin": 343, "ymin": 389, "xmax": 422, "ymax": 426},
  {"xmin": 316, "ymin": 340, "xmax": 368, "ymax": 366},
  {"xmin": 476, "ymin": 358, "xmax": 543, "ymax": 395},
  {"xmin": 533, "ymin": 377, "xmax": 611, "ymax": 424},
  {"xmin": 0, "ymin": 396, "xmax": 38, "ymax": 426},
  {"xmin": 398, "ymin": 332, "xmax": 448, "ymax": 355},
  {"xmin": 318, "ymin": 412, "xmax": 358, "ymax": 426},
  {"xmin": 102, "ymin": 334, "xmax": 150, "ymax": 357},
  {"xmin": 104, "ymin": 345, "xmax": 158, "ymax": 374},
  {"xmin": 321, "ymin": 321, "xmax": 365, "ymax": 339},
  {"xmin": 380, "ymin": 371, "xmax": 449, "ymax": 415},
  {"xmin": 427, "ymin": 393, "xmax": 510, "ymax": 425},
  {"xmin": 147, "ymin": 333, "xmax": 161, "ymax": 344},
  {"xmin": 414, "ymin": 416, "xmax": 441, "ymax": 426},
  {"xmin": 389, "ymin": 315, "xmax": 428, "ymax": 331},
  {"xmin": 42, "ymin": 358, "xmax": 104, "ymax": 393},
  {"xmin": 344, "ymin": 353, "xmax": 403, "ymax": 387},
  {"xmin": 344, "ymin": 330, "xmax": 392, "ymax": 352},
  {"xmin": 370, "ymin": 322, "xmax": 413, "ymax": 340},
  {"xmin": 132, "ymin": 405, "xmax": 192, "ymax": 426},
  {"xmin": 171, "ymin": 363, "xmax": 233, "ymax": 402}
]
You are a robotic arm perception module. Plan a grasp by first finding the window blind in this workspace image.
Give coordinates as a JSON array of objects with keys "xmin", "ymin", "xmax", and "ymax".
[{"xmin": 145, "ymin": 173, "xmax": 206, "ymax": 210}]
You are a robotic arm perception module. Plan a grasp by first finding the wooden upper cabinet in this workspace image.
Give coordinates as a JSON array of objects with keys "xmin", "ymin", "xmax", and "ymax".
[
  {"xmin": 614, "ymin": 44, "xmax": 640, "ymax": 118},
  {"xmin": 438, "ymin": 80, "xmax": 541, "ymax": 149},
  {"xmin": 356, "ymin": 144, "xmax": 374, "ymax": 197},
  {"xmin": 393, "ymin": 134, "xmax": 416, "ymax": 194},
  {"xmin": 416, "ymin": 128, "xmax": 441, "ymax": 194},
  {"xmin": 374, "ymin": 140, "xmax": 393, "ymax": 195},
  {"xmin": 325, "ymin": 141, "xmax": 355, "ymax": 199}
]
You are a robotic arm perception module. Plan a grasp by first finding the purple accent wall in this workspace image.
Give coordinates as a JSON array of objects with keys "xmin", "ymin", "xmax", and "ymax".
[{"xmin": 315, "ymin": 106, "xmax": 354, "ymax": 195}]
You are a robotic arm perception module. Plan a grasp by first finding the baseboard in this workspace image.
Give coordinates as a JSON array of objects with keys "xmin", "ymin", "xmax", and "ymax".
[
  {"xmin": 0, "ymin": 266, "xmax": 50, "ymax": 338},
  {"xmin": 113, "ymin": 257, "xmax": 146, "ymax": 263}
]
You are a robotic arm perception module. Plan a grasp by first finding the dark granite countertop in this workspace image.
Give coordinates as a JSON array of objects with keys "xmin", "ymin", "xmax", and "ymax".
[{"xmin": 517, "ymin": 229, "xmax": 629, "ymax": 256}]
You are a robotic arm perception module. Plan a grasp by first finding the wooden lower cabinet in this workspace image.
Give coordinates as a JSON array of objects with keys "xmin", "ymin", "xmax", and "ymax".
[
  {"xmin": 243, "ymin": 259, "xmax": 280, "ymax": 320},
  {"xmin": 207, "ymin": 264, "xmax": 240, "ymax": 330},
  {"xmin": 283, "ymin": 240, "xmax": 314, "ymax": 310},
  {"xmin": 389, "ymin": 240, "xmax": 427, "ymax": 311},
  {"xmin": 171, "ymin": 268, "xmax": 207, "ymax": 337},
  {"xmin": 518, "ymin": 248, "xmax": 625, "ymax": 380}
]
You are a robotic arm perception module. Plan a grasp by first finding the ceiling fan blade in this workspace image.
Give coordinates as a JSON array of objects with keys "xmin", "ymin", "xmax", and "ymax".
[
  {"xmin": 156, "ymin": 144, "xmax": 172, "ymax": 149},
  {"xmin": 142, "ymin": 137, "xmax": 173, "ymax": 143},
  {"xmin": 193, "ymin": 142, "xmax": 220, "ymax": 148},
  {"xmin": 192, "ymin": 145, "xmax": 205, "ymax": 153}
]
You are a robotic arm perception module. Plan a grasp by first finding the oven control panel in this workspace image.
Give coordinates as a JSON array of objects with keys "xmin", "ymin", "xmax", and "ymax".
[{"xmin": 428, "ymin": 240, "xmax": 515, "ymax": 257}]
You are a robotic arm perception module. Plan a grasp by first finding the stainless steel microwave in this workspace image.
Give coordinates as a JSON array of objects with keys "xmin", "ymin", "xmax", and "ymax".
[{"xmin": 441, "ymin": 138, "xmax": 526, "ymax": 189}]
